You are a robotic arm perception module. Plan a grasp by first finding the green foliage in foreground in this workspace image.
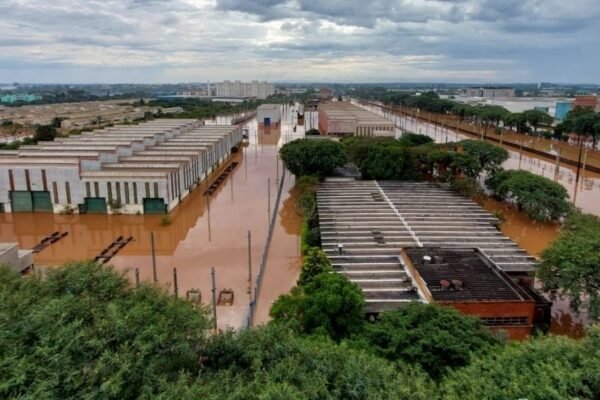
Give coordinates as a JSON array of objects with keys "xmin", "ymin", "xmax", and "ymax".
[
  {"xmin": 457, "ymin": 139, "xmax": 509, "ymax": 176},
  {"xmin": 270, "ymin": 272, "xmax": 365, "ymax": 341},
  {"xmin": 440, "ymin": 326, "xmax": 600, "ymax": 400},
  {"xmin": 0, "ymin": 262, "xmax": 211, "ymax": 399},
  {"xmin": 279, "ymin": 139, "xmax": 347, "ymax": 179},
  {"xmin": 539, "ymin": 211, "xmax": 600, "ymax": 319},
  {"xmin": 486, "ymin": 169, "xmax": 570, "ymax": 221},
  {"xmin": 0, "ymin": 262, "xmax": 599, "ymax": 399},
  {"xmin": 163, "ymin": 324, "xmax": 435, "ymax": 400},
  {"xmin": 350, "ymin": 303, "xmax": 500, "ymax": 379}
]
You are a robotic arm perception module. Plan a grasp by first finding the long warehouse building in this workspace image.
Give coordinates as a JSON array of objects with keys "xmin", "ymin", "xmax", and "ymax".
[
  {"xmin": 0, "ymin": 119, "xmax": 243, "ymax": 214},
  {"xmin": 318, "ymin": 101, "xmax": 395, "ymax": 137}
]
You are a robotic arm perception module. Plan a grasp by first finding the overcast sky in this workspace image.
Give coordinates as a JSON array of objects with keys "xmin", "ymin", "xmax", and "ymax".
[{"xmin": 1, "ymin": 0, "xmax": 599, "ymax": 84}]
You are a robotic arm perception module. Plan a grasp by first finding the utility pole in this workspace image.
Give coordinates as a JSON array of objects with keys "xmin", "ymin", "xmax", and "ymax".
[
  {"xmin": 247, "ymin": 230, "xmax": 252, "ymax": 296},
  {"xmin": 173, "ymin": 267, "xmax": 178, "ymax": 297},
  {"xmin": 267, "ymin": 178, "xmax": 271, "ymax": 224},
  {"xmin": 150, "ymin": 232, "xmax": 157, "ymax": 283},
  {"xmin": 554, "ymin": 150, "xmax": 561, "ymax": 181},
  {"xmin": 211, "ymin": 267, "xmax": 217, "ymax": 330},
  {"xmin": 135, "ymin": 268, "xmax": 140, "ymax": 288}
]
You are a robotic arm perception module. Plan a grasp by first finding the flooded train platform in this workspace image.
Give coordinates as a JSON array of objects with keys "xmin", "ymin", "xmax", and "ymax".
[{"xmin": 0, "ymin": 107, "xmax": 310, "ymax": 329}]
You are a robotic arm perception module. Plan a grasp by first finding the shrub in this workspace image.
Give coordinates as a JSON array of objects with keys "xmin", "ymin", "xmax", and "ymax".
[
  {"xmin": 160, "ymin": 215, "xmax": 172, "ymax": 226},
  {"xmin": 350, "ymin": 303, "xmax": 499, "ymax": 378},
  {"xmin": 270, "ymin": 273, "xmax": 365, "ymax": 341},
  {"xmin": 485, "ymin": 170, "xmax": 570, "ymax": 221},
  {"xmin": 298, "ymin": 247, "xmax": 332, "ymax": 286},
  {"xmin": 458, "ymin": 139, "xmax": 509, "ymax": 177}
]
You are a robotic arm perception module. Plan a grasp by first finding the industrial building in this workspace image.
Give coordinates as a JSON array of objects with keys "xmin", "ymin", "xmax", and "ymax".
[
  {"xmin": 573, "ymin": 95, "xmax": 599, "ymax": 111},
  {"xmin": 256, "ymin": 104, "xmax": 281, "ymax": 127},
  {"xmin": 555, "ymin": 101, "xmax": 573, "ymax": 121},
  {"xmin": 318, "ymin": 102, "xmax": 395, "ymax": 137},
  {"xmin": 401, "ymin": 247, "xmax": 536, "ymax": 339},
  {"xmin": 0, "ymin": 119, "xmax": 242, "ymax": 214},
  {"xmin": 317, "ymin": 180, "xmax": 548, "ymax": 339},
  {"xmin": 464, "ymin": 87, "xmax": 516, "ymax": 98},
  {"xmin": 215, "ymin": 80, "xmax": 275, "ymax": 100}
]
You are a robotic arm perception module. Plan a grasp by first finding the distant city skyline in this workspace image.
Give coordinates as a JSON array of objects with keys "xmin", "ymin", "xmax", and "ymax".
[{"xmin": 1, "ymin": 0, "xmax": 599, "ymax": 84}]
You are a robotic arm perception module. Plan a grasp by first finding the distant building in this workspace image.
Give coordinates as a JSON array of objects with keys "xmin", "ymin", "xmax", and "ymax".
[
  {"xmin": 318, "ymin": 102, "xmax": 394, "ymax": 137},
  {"xmin": 573, "ymin": 95, "xmax": 599, "ymax": 111},
  {"xmin": 464, "ymin": 87, "xmax": 515, "ymax": 98},
  {"xmin": 555, "ymin": 101, "xmax": 573, "ymax": 121},
  {"xmin": 215, "ymin": 80, "xmax": 274, "ymax": 100},
  {"xmin": 256, "ymin": 104, "xmax": 281, "ymax": 127},
  {"xmin": 318, "ymin": 88, "xmax": 333, "ymax": 101},
  {"xmin": 0, "ymin": 93, "xmax": 42, "ymax": 104}
]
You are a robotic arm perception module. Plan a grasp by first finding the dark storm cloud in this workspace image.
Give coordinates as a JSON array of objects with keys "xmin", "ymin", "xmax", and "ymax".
[{"xmin": 0, "ymin": 0, "xmax": 599, "ymax": 82}]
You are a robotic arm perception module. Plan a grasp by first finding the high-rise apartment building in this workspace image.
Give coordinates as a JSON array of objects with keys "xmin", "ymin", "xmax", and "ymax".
[{"xmin": 215, "ymin": 80, "xmax": 274, "ymax": 99}]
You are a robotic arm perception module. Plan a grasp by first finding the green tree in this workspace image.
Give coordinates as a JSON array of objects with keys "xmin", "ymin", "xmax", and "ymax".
[
  {"xmin": 539, "ymin": 211, "xmax": 600, "ymax": 319},
  {"xmin": 397, "ymin": 133, "xmax": 434, "ymax": 147},
  {"xmin": 34, "ymin": 124, "xmax": 57, "ymax": 141},
  {"xmin": 270, "ymin": 273, "xmax": 364, "ymax": 341},
  {"xmin": 485, "ymin": 170, "xmax": 570, "ymax": 221},
  {"xmin": 458, "ymin": 139, "xmax": 509, "ymax": 177},
  {"xmin": 351, "ymin": 303, "xmax": 499, "ymax": 378},
  {"xmin": 0, "ymin": 262, "xmax": 211, "ymax": 399},
  {"xmin": 523, "ymin": 109, "xmax": 553, "ymax": 136},
  {"xmin": 359, "ymin": 144, "xmax": 419, "ymax": 180},
  {"xmin": 279, "ymin": 139, "xmax": 347, "ymax": 179},
  {"xmin": 298, "ymin": 247, "xmax": 333, "ymax": 286},
  {"xmin": 440, "ymin": 331, "xmax": 598, "ymax": 400}
]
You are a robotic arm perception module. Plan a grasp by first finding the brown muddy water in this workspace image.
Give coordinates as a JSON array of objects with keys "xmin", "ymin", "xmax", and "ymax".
[{"xmin": 0, "ymin": 107, "xmax": 310, "ymax": 330}]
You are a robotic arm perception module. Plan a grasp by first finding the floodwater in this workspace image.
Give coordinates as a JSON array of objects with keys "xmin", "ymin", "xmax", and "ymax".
[
  {"xmin": 0, "ymin": 105, "xmax": 310, "ymax": 330},
  {"xmin": 359, "ymin": 101, "xmax": 600, "ymax": 217}
]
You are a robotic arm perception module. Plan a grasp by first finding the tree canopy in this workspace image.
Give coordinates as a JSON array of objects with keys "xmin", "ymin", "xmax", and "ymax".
[
  {"xmin": 486, "ymin": 170, "xmax": 570, "ymax": 221},
  {"xmin": 279, "ymin": 139, "xmax": 347, "ymax": 179},
  {"xmin": 539, "ymin": 211, "xmax": 600, "ymax": 319},
  {"xmin": 350, "ymin": 303, "xmax": 499, "ymax": 378},
  {"xmin": 270, "ymin": 272, "xmax": 364, "ymax": 341},
  {"xmin": 0, "ymin": 262, "xmax": 211, "ymax": 399},
  {"xmin": 440, "ymin": 327, "xmax": 600, "ymax": 400}
]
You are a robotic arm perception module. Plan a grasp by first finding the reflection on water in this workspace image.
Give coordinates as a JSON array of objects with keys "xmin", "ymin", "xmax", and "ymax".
[{"xmin": 0, "ymin": 105, "xmax": 307, "ymax": 330}]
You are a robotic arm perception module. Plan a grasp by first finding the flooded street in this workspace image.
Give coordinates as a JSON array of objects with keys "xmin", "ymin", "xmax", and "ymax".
[{"xmin": 0, "ymin": 105, "xmax": 311, "ymax": 329}]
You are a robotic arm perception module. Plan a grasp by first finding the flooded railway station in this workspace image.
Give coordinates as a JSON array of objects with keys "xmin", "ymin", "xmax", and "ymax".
[{"xmin": 0, "ymin": 105, "xmax": 311, "ymax": 329}]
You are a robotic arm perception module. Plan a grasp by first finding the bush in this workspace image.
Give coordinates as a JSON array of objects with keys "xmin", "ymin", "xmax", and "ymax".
[
  {"xmin": 486, "ymin": 170, "xmax": 570, "ymax": 221},
  {"xmin": 397, "ymin": 133, "xmax": 434, "ymax": 147},
  {"xmin": 186, "ymin": 324, "xmax": 434, "ymax": 400},
  {"xmin": 350, "ymin": 303, "xmax": 499, "ymax": 379},
  {"xmin": 305, "ymin": 128, "xmax": 320, "ymax": 135},
  {"xmin": 298, "ymin": 247, "xmax": 332, "ymax": 286},
  {"xmin": 440, "ymin": 332, "xmax": 598, "ymax": 400},
  {"xmin": 279, "ymin": 139, "xmax": 347, "ymax": 178},
  {"xmin": 270, "ymin": 273, "xmax": 364, "ymax": 341}
]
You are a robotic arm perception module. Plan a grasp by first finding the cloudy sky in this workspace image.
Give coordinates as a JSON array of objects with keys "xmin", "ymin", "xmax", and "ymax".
[{"xmin": 1, "ymin": 0, "xmax": 599, "ymax": 83}]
